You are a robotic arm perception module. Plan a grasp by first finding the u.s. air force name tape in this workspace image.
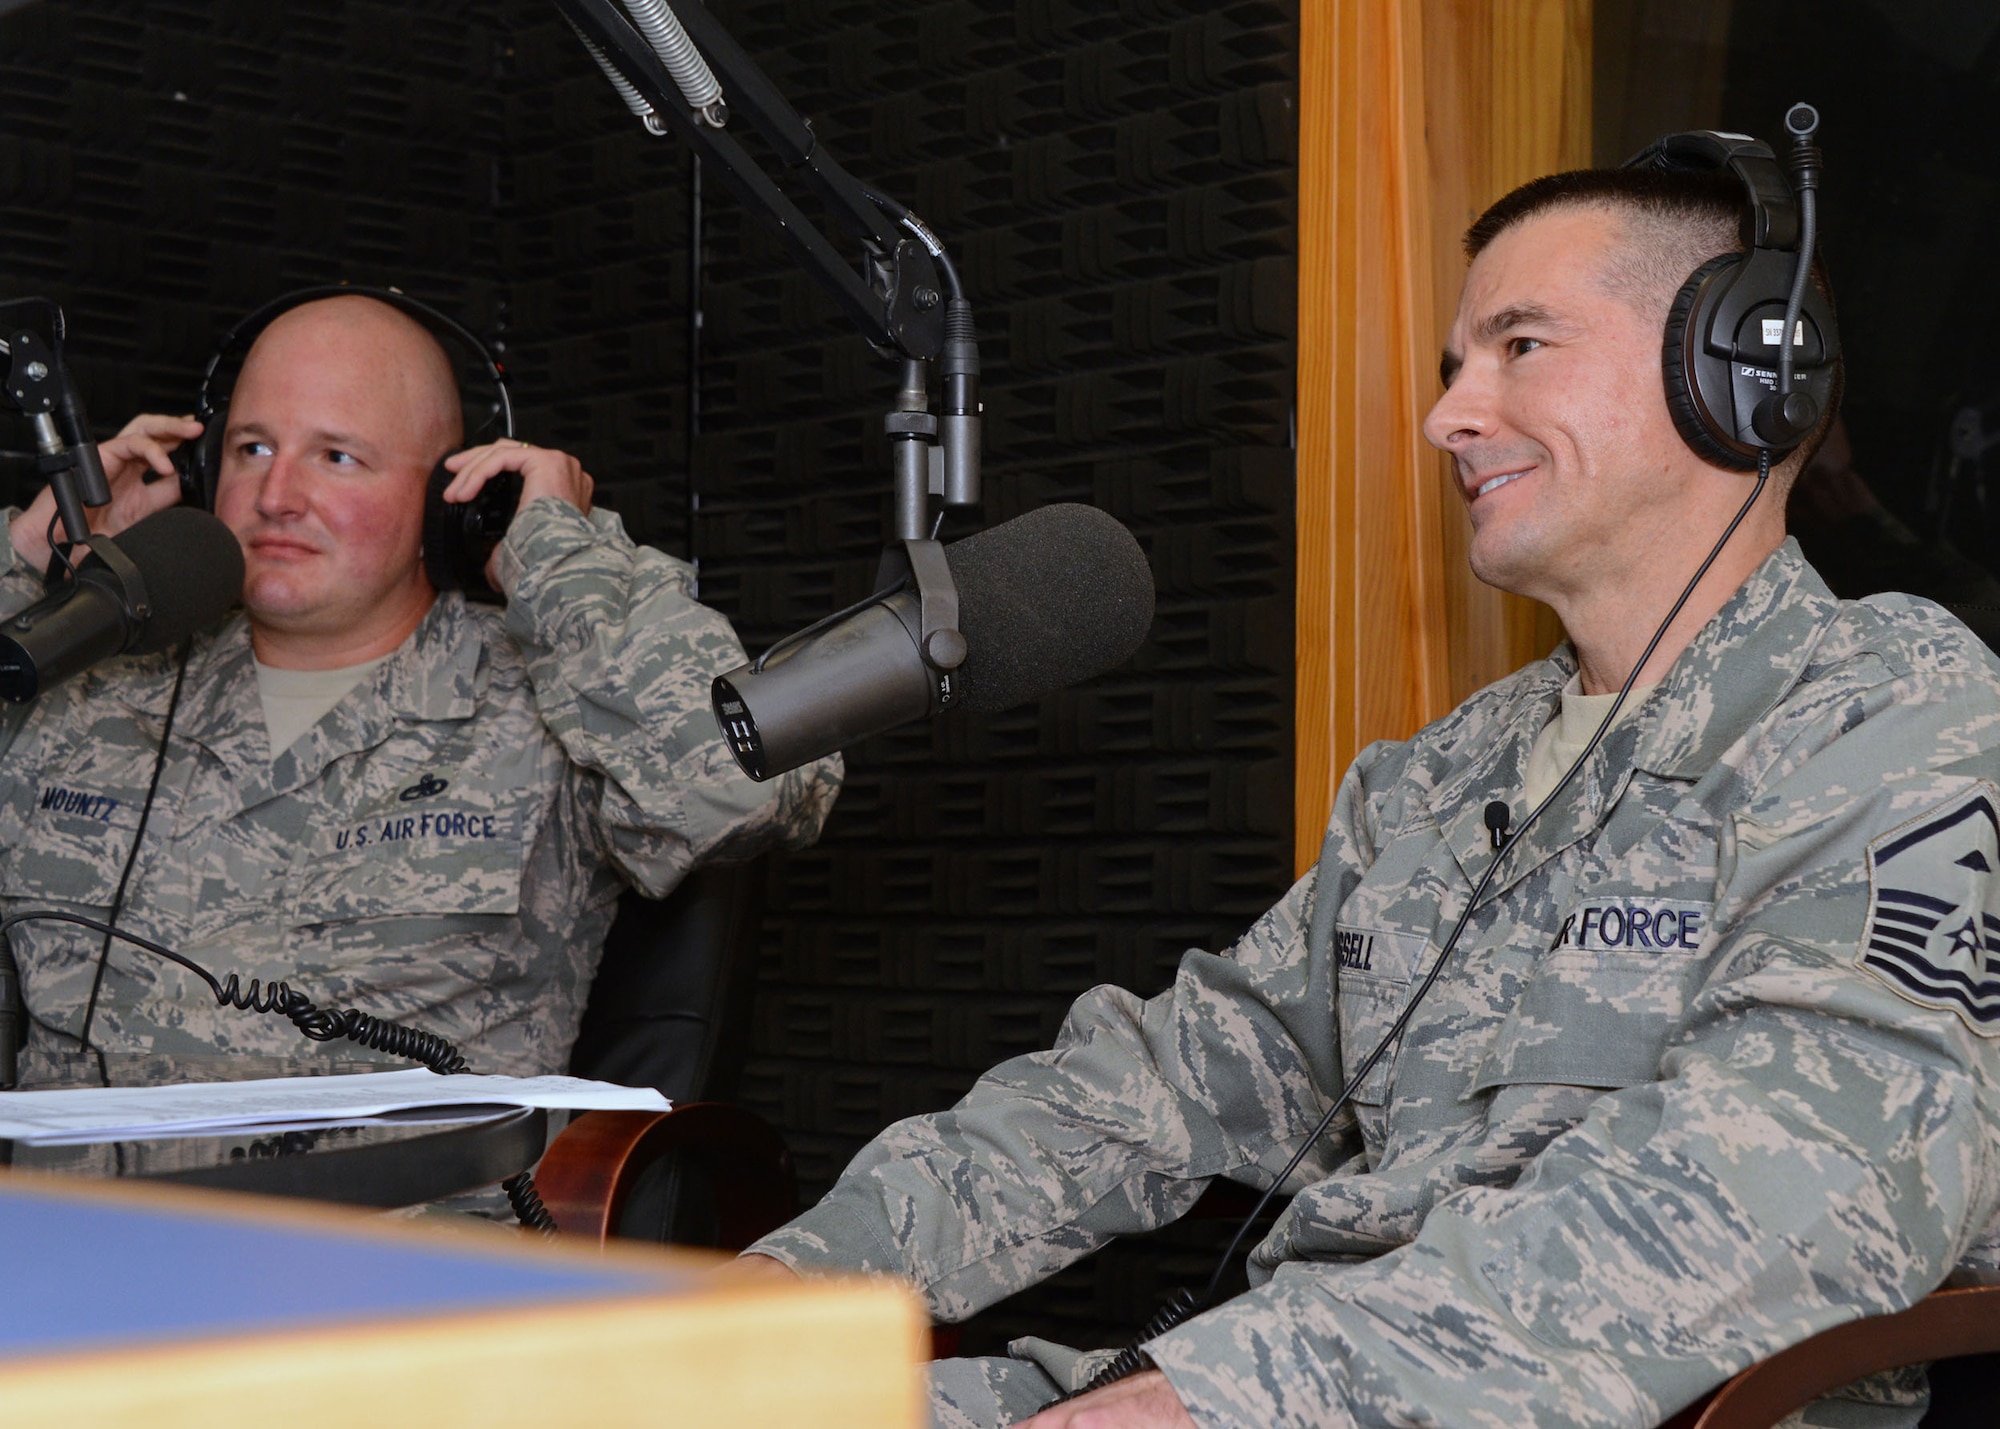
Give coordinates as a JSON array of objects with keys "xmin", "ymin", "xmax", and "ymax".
[
  {"xmin": 1859, "ymin": 781, "xmax": 2000, "ymax": 1037},
  {"xmin": 1549, "ymin": 898, "xmax": 1711, "ymax": 953}
]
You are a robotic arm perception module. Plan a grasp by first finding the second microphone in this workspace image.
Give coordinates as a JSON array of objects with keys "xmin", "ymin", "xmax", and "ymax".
[{"xmin": 713, "ymin": 503, "xmax": 1155, "ymax": 781}]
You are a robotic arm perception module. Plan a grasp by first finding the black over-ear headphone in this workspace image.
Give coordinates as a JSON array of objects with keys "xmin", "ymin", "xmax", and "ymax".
[
  {"xmin": 172, "ymin": 284, "xmax": 522, "ymax": 603},
  {"xmin": 1623, "ymin": 107, "xmax": 1842, "ymax": 471}
]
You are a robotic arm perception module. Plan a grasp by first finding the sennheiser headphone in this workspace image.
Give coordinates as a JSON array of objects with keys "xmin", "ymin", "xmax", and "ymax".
[
  {"xmin": 171, "ymin": 284, "xmax": 522, "ymax": 603},
  {"xmin": 1624, "ymin": 106, "xmax": 1842, "ymax": 471}
]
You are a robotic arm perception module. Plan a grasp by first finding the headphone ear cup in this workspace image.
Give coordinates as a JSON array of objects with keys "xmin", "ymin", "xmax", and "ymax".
[
  {"xmin": 422, "ymin": 457, "xmax": 465, "ymax": 594},
  {"xmin": 1661, "ymin": 253, "xmax": 1760, "ymax": 472},
  {"xmin": 173, "ymin": 402, "xmax": 228, "ymax": 512},
  {"xmin": 422, "ymin": 456, "xmax": 518, "ymax": 605}
]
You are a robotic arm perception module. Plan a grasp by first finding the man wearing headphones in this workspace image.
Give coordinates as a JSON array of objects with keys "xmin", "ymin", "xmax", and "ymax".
[
  {"xmin": 0, "ymin": 292, "xmax": 839, "ymax": 1102},
  {"xmin": 742, "ymin": 142, "xmax": 2000, "ymax": 1427}
]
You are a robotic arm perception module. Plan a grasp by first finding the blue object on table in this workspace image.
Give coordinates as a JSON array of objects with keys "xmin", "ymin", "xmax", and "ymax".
[{"xmin": 0, "ymin": 1182, "xmax": 682, "ymax": 1360}]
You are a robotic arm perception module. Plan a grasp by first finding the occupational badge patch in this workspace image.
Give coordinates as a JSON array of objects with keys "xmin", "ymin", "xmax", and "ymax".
[{"xmin": 1858, "ymin": 782, "xmax": 2000, "ymax": 1036}]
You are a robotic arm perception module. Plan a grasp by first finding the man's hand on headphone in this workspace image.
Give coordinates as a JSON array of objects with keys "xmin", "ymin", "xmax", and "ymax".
[
  {"xmin": 438, "ymin": 439, "xmax": 595, "ymax": 590},
  {"xmin": 439, "ymin": 439, "xmax": 594, "ymax": 518},
  {"xmin": 8, "ymin": 412, "xmax": 200, "ymax": 575}
]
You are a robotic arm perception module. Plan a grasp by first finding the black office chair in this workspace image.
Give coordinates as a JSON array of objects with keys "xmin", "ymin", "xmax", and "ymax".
[
  {"xmin": 570, "ymin": 859, "xmax": 768, "ymax": 1107},
  {"xmin": 548, "ymin": 857, "xmax": 797, "ymax": 1248}
]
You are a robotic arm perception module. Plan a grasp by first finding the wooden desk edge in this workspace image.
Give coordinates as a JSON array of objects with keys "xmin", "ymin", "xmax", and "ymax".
[
  {"xmin": 0, "ymin": 1278, "xmax": 927, "ymax": 1426},
  {"xmin": 0, "ymin": 1168, "xmax": 927, "ymax": 1426}
]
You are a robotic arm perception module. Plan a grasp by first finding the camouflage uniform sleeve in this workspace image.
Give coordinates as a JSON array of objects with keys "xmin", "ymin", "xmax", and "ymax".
[
  {"xmin": 0, "ymin": 508, "xmax": 51, "ymax": 758},
  {"xmin": 1145, "ymin": 670, "xmax": 2000, "ymax": 1427},
  {"xmin": 492, "ymin": 497, "xmax": 841, "ymax": 896},
  {"xmin": 0, "ymin": 508, "xmax": 49, "ymax": 620},
  {"xmin": 745, "ymin": 744, "xmax": 1405, "ymax": 1322}
]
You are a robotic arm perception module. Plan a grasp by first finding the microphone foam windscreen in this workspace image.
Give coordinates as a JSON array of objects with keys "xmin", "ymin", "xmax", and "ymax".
[
  {"xmin": 947, "ymin": 503, "xmax": 1154, "ymax": 714},
  {"xmin": 92, "ymin": 506, "xmax": 247, "ymax": 654}
]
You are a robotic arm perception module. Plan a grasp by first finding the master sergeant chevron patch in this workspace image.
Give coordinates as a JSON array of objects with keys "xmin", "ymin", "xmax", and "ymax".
[{"xmin": 1859, "ymin": 782, "xmax": 2000, "ymax": 1037}]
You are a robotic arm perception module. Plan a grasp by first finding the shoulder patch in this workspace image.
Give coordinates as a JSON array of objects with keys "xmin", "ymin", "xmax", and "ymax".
[{"xmin": 1859, "ymin": 782, "xmax": 2000, "ymax": 1037}]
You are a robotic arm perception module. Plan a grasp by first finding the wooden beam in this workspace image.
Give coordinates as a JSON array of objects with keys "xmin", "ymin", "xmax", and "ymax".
[
  {"xmin": 1295, "ymin": 0, "xmax": 1446, "ymax": 874},
  {"xmin": 1294, "ymin": 0, "xmax": 1590, "ymax": 874}
]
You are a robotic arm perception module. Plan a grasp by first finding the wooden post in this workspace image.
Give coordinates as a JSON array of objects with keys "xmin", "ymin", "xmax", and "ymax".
[{"xmin": 1294, "ymin": 0, "xmax": 1590, "ymax": 874}]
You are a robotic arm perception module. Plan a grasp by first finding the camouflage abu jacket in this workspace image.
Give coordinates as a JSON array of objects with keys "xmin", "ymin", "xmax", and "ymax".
[
  {"xmin": 0, "ymin": 497, "xmax": 840, "ymax": 1090},
  {"xmin": 751, "ymin": 539, "xmax": 2000, "ymax": 1428}
]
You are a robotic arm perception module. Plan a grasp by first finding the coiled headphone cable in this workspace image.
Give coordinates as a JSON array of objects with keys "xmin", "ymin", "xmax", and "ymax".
[{"xmin": 1, "ymin": 908, "xmax": 557, "ymax": 1232}]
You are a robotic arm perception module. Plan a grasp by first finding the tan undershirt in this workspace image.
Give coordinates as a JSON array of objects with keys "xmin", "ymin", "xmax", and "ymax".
[
  {"xmin": 1519, "ymin": 674, "xmax": 1657, "ymax": 811},
  {"xmin": 255, "ymin": 657, "xmax": 388, "ymax": 758}
]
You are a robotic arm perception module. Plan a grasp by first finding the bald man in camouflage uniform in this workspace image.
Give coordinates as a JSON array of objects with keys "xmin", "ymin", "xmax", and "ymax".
[
  {"xmin": 0, "ymin": 294, "xmax": 838, "ymax": 1101},
  {"xmin": 743, "ymin": 171, "xmax": 2000, "ymax": 1426}
]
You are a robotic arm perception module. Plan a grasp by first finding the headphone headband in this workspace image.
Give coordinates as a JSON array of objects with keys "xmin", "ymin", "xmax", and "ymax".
[
  {"xmin": 1621, "ymin": 131, "xmax": 1800, "ymax": 252},
  {"xmin": 196, "ymin": 284, "xmax": 514, "ymax": 441},
  {"xmin": 1618, "ymin": 115, "xmax": 1841, "ymax": 470}
]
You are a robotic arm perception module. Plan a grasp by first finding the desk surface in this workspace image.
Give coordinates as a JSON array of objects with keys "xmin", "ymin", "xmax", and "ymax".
[
  {"xmin": 0, "ymin": 1172, "xmax": 923, "ymax": 1427},
  {"xmin": 0, "ymin": 1178, "xmax": 671, "ymax": 1360}
]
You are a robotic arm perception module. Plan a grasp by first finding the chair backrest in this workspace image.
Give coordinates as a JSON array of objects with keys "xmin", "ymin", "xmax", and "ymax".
[
  {"xmin": 568, "ymin": 857, "xmax": 769, "ymax": 1105},
  {"xmin": 565, "ymin": 858, "xmax": 775, "ymax": 1247}
]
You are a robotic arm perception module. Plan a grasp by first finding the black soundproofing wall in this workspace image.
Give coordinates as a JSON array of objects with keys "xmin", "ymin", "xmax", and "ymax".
[
  {"xmin": 2, "ymin": 0, "xmax": 1298, "ymax": 1352},
  {"xmin": 0, "ymin": 1, "xmax": 506, "ymax": 462}
]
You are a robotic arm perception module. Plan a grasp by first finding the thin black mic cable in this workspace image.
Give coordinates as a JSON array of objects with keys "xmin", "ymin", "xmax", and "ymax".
[
  {"xmin": 857, "ymin": 186, "xmax": 964, "ymax": 302},
  {"xmin": 75, "ymin": 644, "xmax": 191, "ymax": 1076},
  {"xmin": 42, "ymin": 510, "xmax": 78, "ymax": 582},
  {"xmin": 1075, "ymin": 448, "xmax": 1775, "ymax": 1396},
  {"xmin": 3, "ymin": 640, "xmax": 190, "ymax": 1088}
]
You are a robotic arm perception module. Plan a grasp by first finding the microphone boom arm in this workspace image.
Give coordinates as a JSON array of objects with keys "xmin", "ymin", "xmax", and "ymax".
[
  {"xmin": 1, "ymin": 297, "xmax": 112, "ymax": 551},
  {"xmin": 552, "ymin": 0, "xmax": 943, "ymax": 360},
  {"xmin": 552, "ymin": 0, "xmax": 983, "ymax": 705}
]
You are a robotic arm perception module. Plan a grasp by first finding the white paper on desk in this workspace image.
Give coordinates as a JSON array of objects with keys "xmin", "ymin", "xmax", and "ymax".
[
  {"xmin": 0, "ymin": 1069, "xmax": 670, "ymax": 1146},
  {"xmin": 22, "ymin": 1103, "xmax": 540, "ymax": 1145}
]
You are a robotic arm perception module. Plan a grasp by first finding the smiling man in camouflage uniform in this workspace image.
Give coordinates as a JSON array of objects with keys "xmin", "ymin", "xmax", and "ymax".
[
  {"xmin": 741, "ymin": 164, "xmax": 2000, "ymax": 1427},
  {"xmin": 0, "ymin": 294, "xmax": 839, "ymax": 1098}
]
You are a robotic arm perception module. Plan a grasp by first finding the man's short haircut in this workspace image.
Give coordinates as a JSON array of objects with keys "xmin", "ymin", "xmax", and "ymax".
[{"xmin": 1463, "ymin": 165, "xmax": 1841, "ymax": 476}]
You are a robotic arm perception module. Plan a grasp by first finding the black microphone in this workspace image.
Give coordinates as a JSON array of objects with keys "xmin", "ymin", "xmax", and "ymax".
[
  {"xmin": 713, "ymin": 503, "xmax": 1155, "ymax": 780},
  {"xmin": 50, "ymin": 356, "xmax": 112, "ymax": 508},
  {"xmin": 0, "ymin": 506, "xmax": 245, "ymax": 703}
]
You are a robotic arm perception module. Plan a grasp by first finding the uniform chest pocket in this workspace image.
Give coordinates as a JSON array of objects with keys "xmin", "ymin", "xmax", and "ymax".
[
  {"xmin": 0, "ymin": 754, "xmax": 166, "ymax": 909},
  {"xmin": 1470, "ymin": 896, "xmax": 1715, "ymax": 1094},
  {"xmin": 1334, "ymin": 925, "xmax": 1428, "ymax": 1105},
  {"xmin": 289, "ymin": 803, "xmax": 526, "ymax": 924}
]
